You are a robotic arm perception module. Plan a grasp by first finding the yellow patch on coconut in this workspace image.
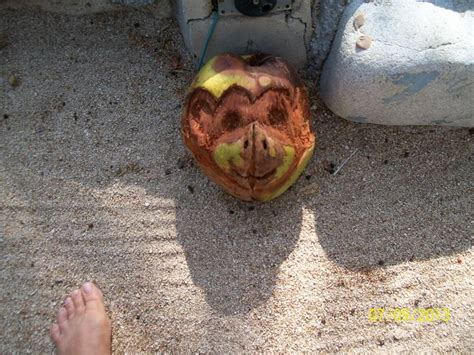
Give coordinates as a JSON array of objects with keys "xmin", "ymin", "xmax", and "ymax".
[
  {"xmin": 274, "ymin": 146, "xmax": 295, "ymax": 179},
  {"xmin": 258, "ymin": 76, "xmax": 272, "ymax": 87},
  {"xmin": 259, "ymin": 143, "xmax": 315, "ymax": 201},
  {"xmin": 212, "ymin": 141, "xmax": 244, "ymax": 172},
  {"xmin": 192, "ymin": 56, "xmax": 218, "ymax": 90},
  {"xmin": 192, "ymin": 56, "xmax": 259, "ymax": 99},
  {"xmin": 196, "ymin": 72, "xmax": 255, "ymax": 99}
]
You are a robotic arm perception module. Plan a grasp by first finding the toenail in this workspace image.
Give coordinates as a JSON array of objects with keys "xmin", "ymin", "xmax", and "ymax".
[
  {"xmin": 72, "ymin": 289, "xmax": 80, "ymax": 296},
  {"xmin": 64, "ymin": 297, "xmax": 72, "ymax": 305},
  {"xmin": 82, "ymin": 282, "xmax": 93, "ymax": 294}
]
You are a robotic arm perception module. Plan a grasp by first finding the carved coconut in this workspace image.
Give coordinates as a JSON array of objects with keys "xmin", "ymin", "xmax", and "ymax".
[{"xmin": 181, "ymin": 53, "xmax": 316, "ymax": 201}]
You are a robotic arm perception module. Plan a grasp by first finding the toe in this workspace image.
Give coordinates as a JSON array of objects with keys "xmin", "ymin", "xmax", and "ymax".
[
  {"xmin": 50, "ymin": 323, "xmax": 61, "ymax": 343},
  {"xmin": 57, "ymin": 307, "xmax": 68, "ymax": 330},
  {"xmin": 64, "ymin": 297, "xmax": 74, "ymax": 319},
  {"xmin": 81, "ymin": 282, "xmax": 105, "ymax": 310},
  {"xmin": 71, "ymin": 289, "xmax": 86, "ymax": 313}
]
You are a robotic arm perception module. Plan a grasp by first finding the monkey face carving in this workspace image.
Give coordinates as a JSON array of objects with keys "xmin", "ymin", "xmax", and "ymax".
[{"xmin": 182, "ymin": 53, "xmax": 316, "ymax": 201}]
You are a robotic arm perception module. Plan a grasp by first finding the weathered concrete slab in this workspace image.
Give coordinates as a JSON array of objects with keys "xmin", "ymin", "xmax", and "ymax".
[
  {"xmin": 174, "ymin": 0, "xmax": 312, "ymax": 68},
  {"xmin": 319, "ymin": 0, "xmax": 474, "ymax": 126}
]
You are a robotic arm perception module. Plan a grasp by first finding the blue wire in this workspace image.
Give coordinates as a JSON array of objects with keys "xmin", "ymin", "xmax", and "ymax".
[{"xmin": 198, "ymin": 11, "xmax": 220, "ymax": 70}]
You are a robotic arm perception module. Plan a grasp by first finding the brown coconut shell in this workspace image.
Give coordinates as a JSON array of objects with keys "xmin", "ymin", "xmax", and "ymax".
[{"xmin": 181, "ymin": 53, "xmax": 315, "ymax": 201}]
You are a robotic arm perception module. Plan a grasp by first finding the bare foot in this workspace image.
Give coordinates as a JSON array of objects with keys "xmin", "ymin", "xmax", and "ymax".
[{"xmin": 50, "ymin": 282, "xmax": 111, "ymax": 355}]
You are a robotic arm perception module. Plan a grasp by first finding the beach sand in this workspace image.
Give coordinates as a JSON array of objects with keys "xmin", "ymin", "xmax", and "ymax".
[{"xmin": 1, "ymin": 7, "xmax": 472, "ymax": 353}]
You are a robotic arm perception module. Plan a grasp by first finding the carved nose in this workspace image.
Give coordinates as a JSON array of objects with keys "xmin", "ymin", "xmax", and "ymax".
[
  {"xmin": 242, "ymin": 129, "xmax": 252, "ymax": 154},
  {"xmin": 250, "ymin": 123, "xmax": 281, "ymax": 178},
  {"xmin": 232, "ymin": 122, "xmax": 283, "ymax": 189},
  {"xmin": 241, "ymin": 122, "xmax": 269, "ymax": 159}
]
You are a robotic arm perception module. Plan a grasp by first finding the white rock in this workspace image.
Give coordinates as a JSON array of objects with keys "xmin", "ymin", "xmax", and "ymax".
[{"xmin": 319, "ymin": 0, "xmax": 474, "ymax": 126}]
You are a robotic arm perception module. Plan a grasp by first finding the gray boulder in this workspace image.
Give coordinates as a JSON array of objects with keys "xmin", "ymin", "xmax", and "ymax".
[{"xmin": 319, "ymin": 0, "xmax": 474, "ymax": 126}]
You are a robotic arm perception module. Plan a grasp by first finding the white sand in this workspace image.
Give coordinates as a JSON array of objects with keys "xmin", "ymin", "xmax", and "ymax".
[{"xmin": 1, "ymin": 7, "xmax": 473, "ymax": 353}]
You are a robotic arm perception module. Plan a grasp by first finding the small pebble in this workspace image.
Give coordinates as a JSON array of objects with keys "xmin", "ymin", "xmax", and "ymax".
[
  {"xmin": 9, "ymin": 74, "xmax": 21, "ymax": 87},
  {"xmin": 353, "ymin": 14, "xmax": 365, "ymax": 30},
  {"xmin": 325, "ymin": 162, "xmax": 336, "ymax": 174},
  {"xmin": 177, "ymin": 159, "xmax": 186, "ymax": 169},
  {"xmin": 356, "ymin": 35, "xmax": 372, "ymax": 50}
]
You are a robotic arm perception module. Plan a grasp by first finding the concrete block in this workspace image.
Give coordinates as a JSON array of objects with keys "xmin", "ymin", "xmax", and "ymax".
[
  {"xmin": 319, "ymin": 0, "xmax": 474, "ymax": 127},
  {"xmin": 174, "ymin": 0, "xmax": 312, "ymax": 68}
]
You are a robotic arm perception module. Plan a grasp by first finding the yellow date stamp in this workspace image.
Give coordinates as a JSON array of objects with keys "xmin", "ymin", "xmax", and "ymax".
[{"xmin": 368, "ymin": 307, "xmax": 451, "ymax": 323}]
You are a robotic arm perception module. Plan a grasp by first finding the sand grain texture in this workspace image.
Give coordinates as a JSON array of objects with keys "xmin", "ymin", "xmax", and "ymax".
[{"xmin": 1, "ymin": 8, "xmax": 473, "ymax": 353}]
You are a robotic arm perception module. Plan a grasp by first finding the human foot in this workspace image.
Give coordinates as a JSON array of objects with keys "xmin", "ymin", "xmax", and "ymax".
[{"xmin": 50, "ymin": 282, "xmax": 111, "ymax": 355}]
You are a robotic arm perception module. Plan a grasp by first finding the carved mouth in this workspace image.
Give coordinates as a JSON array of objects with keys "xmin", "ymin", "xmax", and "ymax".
[{"xmin": 233, "ymin": 168, "xmax": 276, "ymax": 180}]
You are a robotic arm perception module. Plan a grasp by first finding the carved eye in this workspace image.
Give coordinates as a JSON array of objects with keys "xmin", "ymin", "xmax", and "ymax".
[
  {"xmin": 190, "ymin": 99, "xmax": 212, "ymax": 118},
  {"xmin": 268, "ymin": 107, "xmax": 288, "ymax": 126},
  {"xmin": 222, "ymin": 111, "xmax": 242, "ymax": 131}
]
